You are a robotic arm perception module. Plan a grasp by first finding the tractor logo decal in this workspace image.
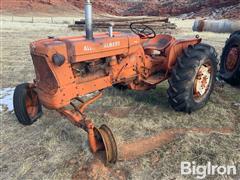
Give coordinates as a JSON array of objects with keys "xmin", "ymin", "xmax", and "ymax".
[
  {"xmin": 103, "ymin": 41, "xmax": 120, "ymax": 48},
  {"xmin": 84, "ymin": 45, "xmax": 93, "ymax": 51}
]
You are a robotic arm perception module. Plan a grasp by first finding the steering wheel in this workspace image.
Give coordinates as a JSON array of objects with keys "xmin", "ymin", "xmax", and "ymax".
[{"xmin": 130, "ymin": 23, "xmax": 156, "ymax": 39}]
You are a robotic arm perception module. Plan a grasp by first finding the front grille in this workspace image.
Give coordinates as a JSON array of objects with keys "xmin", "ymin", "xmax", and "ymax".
[{"xmin": 32, "ymin": 55, "xmax": 58, "ymax": 95}]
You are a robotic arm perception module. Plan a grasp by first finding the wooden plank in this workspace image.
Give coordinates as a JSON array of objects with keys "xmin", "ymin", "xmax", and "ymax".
[
  {"xmin": 69, "ymin": 23, "xmax": 176, "ymax": 29},
  {"xmin": 75, "ymin": 16, "xmax": 169, "ymax": 24},
  {"xmin": 69, "ymin": 24, "xmax": 176, "ymax": 31}
]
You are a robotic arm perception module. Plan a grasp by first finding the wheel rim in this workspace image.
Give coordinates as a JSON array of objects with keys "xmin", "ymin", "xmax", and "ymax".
[
  {"xmin": 225, "ymin": 47, "xmax": 239, "ymax": 71},
  {"xmin": 25, "ymin": 90, "xmax": 39, "ymax": 118},
  {"xmin": 94, "ymin": 124, "xmax": 118, "ymax": 164},
  {"xmin": 193, "ymin": 62, "xmax": 212, "ymax": 101}
]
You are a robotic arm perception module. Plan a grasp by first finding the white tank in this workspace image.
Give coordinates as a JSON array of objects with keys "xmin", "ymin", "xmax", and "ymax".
[{"xmin": 192, "ymin": 19, "xmax": 240, "ymax": 33}]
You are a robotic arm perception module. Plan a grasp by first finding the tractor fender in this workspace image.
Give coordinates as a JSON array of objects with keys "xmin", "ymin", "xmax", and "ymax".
[{"xmin": 166, "ymin": 38, "xmax": 202, "ymax": 70}]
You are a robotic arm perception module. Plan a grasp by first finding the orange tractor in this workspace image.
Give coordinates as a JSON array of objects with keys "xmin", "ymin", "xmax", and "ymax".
[{"xmin": 13, "ymin": 0, "xmax": 218, "ymax": 163}]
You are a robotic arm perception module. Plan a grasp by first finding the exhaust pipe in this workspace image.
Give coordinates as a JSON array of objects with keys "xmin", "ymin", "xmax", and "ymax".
[{"xmin": 85, "ymin": 0, "xmax": 93, "ymax": 40}]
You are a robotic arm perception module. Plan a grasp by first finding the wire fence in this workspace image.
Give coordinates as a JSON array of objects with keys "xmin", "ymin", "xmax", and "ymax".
[{"xmin": 1, "ymin": 16, "xmax": 81, "ymax": 24}]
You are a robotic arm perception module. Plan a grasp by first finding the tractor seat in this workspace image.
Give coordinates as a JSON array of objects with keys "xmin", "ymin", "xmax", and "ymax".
[{"xmin": 143, "ymin": 34, "xmax": 174, "ymax": 51}]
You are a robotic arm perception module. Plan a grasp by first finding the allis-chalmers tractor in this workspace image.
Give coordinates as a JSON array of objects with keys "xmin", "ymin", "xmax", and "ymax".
[{"xmin": 13, "ymin": 0, "xmax": 218, "ymax": 163}]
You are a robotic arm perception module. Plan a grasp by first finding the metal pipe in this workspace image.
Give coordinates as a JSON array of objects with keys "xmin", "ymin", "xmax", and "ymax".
[
  {"xmin": 108, "ymin": 22, "xmax": 114, "ymax": 37},
  {"xmin": 84, "ymin": 0, "xmax": 93, "ymax": 40},
  {"xmin": 193, "ymin": 19, "xmax": 240, "ymax": 33}
]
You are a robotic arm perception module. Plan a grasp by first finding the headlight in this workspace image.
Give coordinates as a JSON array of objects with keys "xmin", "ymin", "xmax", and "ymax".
[{"xmin": 52, "ymin": 53, "xmax": 65, "ymax": 66}]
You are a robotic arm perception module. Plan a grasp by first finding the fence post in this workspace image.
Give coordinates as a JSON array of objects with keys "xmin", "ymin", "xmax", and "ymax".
[
  {"xmin": 51, "ymin": 17, "xmax": 53, "ymax": 24},
  {"xmin": 32, "ymin": 17, "xmax": 34, "ymax": 23}
]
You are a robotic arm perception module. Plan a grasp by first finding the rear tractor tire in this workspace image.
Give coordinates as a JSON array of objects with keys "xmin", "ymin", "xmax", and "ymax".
[
  {"xmin": 168, "ymin": 43, "xmax": 218, "ymax": 113},
  {"xmin": 13, "ymin": 83, "xmax": 43, "ymax": 125},
  {"xmin": 220, "ymin": 31, "xmax": 240, "ymax": 86}
]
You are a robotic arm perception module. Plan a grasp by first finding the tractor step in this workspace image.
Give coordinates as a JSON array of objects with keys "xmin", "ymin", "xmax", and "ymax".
[{"xmin": 143, "ymin": 73, "xmax": 166, "ymax": 85}]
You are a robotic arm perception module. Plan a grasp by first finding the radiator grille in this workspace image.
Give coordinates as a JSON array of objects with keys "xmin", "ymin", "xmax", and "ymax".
[{"xmin": 32, "ymin": 55, "xmax": 58, "ymax": 95}]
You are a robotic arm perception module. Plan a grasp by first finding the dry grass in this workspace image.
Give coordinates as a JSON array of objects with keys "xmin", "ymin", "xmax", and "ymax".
[{"xmin": 0, "ymin": 18, "xmax": 240, "ymax": 179}]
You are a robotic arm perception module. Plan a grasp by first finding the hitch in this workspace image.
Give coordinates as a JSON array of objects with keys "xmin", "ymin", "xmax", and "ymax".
[{"xmin": 58, "ymin": 91, "xmax": 118, "ymax": 164}]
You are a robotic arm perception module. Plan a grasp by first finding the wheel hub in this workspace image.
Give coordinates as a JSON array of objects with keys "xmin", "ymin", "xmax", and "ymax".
[
  {"xmin": 226, "ymin": 47, "xmax": 239, "ymax": 71},
  {"xmin": 25, "ymin": 89, "xmax": 39, "ymax": 118},
  {"xmin": 194, "ymin": 63, "xmax": 212, "ymax": 99}
]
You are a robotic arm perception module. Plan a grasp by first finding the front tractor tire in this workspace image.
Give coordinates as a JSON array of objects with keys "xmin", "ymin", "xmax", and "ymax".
[
  {"xmin": 168, "ymin": 44, "xmax": 218, "ymax": 113},
  {"xmin": 13, "ymin": 83, "xmax": 43, "ymax": 125},
  {"xmin": 220, "ymin": 31, "xmax": 240, "ymax": 86}
]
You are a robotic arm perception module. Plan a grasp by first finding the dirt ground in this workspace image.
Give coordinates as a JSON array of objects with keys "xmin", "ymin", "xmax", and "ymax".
[{"xmin": 0, "ymin": 18, "xmax": 240, "ymax": 180}]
